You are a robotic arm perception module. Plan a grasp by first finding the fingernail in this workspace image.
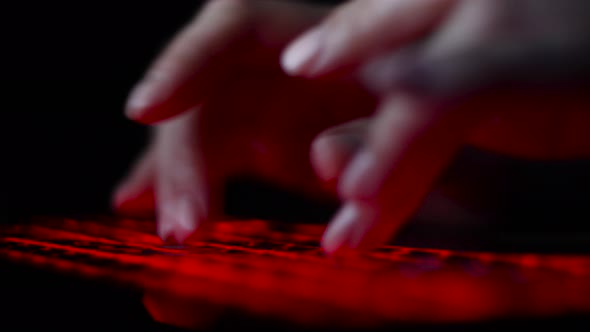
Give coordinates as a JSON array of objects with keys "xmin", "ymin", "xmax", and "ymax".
[
  {"xmin": 338, "ymin": 149, "xmax": 383, "ymax": 200},
  {"xmin": 322, "ymin": 202, "xmax": 380, "ymax": 255},
  {"xmin": 321, "ymin": 202, "xmax": 361, "ymax": 254},
  {"xmin": 125, "ymin": 81, "xmax": 156, "ymax": 120},
  {"xmin": 281, "ymin": 28, "xmax": 323, "ymax": 76},
  {"xmin": 158, "ymin": 196, "xmax": 199, "ymax": 244},
  {"xmin": 125, "ymin": 68, "xmax": 173, "ymax": 121}
]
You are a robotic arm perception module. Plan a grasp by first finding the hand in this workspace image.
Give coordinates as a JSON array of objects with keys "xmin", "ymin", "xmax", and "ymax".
[
  {"xmin": 281, "ymin": 0, "xmax": 590, "ymax": 253},
  {"xmin": 112, "ymin": 0, "xmax": 375, "ymax": 242}
]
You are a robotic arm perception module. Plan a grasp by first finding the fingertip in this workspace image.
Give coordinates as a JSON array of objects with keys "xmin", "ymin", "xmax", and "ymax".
[
  {"xmin": 158, "ymin": 223, "xmax": 195, "ymax": 245},
  {"xmin": 176, "ymin": 196, "xmax": 202, "ymax": 234},
  {"xmin": 158, "ymin": 220, "xmax": 194, "ymax": 245},
  {"xmin": 157, "ymin": 219, "xmax": 174, "ymax": 244},
  {"xmin": 320, "ymin": 202, "xmax": 358, "ymax": 254},
  {"xmin": 281, "ymin": 28, "xmax": 323, "ymax": 77},
  {"xmin": 125, "ymin": 80, "xmax": 157, "ymax": 123},
  {"xmin": 322, "ymin": 201, "xmax": 384, "ymax": 255},
  {"xmin": 157, "ymin": 196, "xmax": 203, "ymax": 244},
  {"xmin": 124, "ymin": 79, "xmax": 184, "ymax": 125},
  {"xmin": 347, "ymin": 205, "xmax": 382, "ymax": 251}
]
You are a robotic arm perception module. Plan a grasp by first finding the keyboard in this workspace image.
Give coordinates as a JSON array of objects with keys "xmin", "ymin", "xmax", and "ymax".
[{"xmin": 0, "ymin": 216, "xmax": 589, "ymax": 329}]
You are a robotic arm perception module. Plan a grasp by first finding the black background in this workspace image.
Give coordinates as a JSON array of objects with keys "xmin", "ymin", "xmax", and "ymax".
[{"xmin": 0, "ymin": 1, "xmax": 198, "ymax": 216}]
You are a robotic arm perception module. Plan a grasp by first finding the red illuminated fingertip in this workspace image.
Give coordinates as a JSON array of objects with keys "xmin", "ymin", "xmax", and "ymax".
[
  {"xmin": 321, "ymin": 203, "xmax": 358, "ymax": 254},
  {"xmin": 124, "ymin": 80, "xmax": 159, "ymax": 123},
  {"xmin": 124, "ymin": 83, "xmax": 192, "ymax": 125},
  {"xmin": 158, "ymin": 223, "xmax": 198, "ymax": 246},
  {"xmin": 157, "ymin": 220, "xmax": 176, "ymax": 244},
  {"xmin": 157, "ymin": 197, "xmax": 203, "ymax": 244},
  {"xmin": 321, "ymin": 201, "xmax": 381, "ymax": 255},
  {"xmin": 281, "ymin": 28, "xmax": 323, "ymax": 77}
]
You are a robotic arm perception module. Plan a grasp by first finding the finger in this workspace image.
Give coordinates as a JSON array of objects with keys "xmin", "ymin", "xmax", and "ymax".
[
  {"xmin": 322, "ymin": 93, "xmax": 479, "ymax": 253},
  {"xmin": 310, "ymin": 118, "xmax": 369, "ymax": 183},
  {"xmin": 111, "ymin": 147, "xmax": 156, "ymax": 217},
  {"xmin": 125, "ymin": 0, "xmax": 250, "ymax": 124},
  {"xmin": 126, "ymin": 0, "xmax": 330, "ymax": 124},
  {"xmin": 281, "ymin": 0, "xmax": 455, "ymax": 77},
  {"xmin": 155, "ymin": 110, "xmax": 208, "ymax": 243}
]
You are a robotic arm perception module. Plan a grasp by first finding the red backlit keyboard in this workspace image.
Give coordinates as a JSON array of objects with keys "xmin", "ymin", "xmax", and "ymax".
[{"xmin": 0, "ymin": 216, "xmax": 589, "ymax": 329}]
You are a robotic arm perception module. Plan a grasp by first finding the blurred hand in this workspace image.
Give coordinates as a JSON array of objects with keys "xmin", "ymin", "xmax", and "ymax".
[
  {"xmin": 112, "ymin": 0, "xmax": 375, "ymax": 242},
  {"xmin": 282, "ymin": 0, "xmax": 590, "ymax": 253}
]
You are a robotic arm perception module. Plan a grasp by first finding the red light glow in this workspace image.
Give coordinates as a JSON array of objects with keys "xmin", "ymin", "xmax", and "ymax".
[{"xmin": 0, "ymin": 216, "xmax": 588, "ymax": 329}]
